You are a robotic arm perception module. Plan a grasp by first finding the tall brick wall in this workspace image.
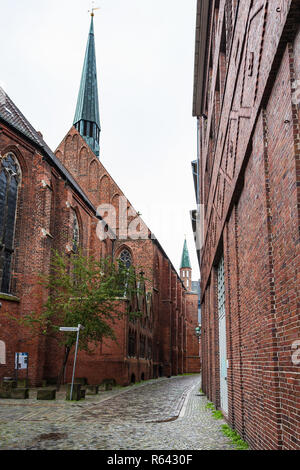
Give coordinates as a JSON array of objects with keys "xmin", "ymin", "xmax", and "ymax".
[
  {"xmin": 0, "ymin": 120, "xmax": 113, "ymax": 385},
  {"xmin": 55, "ymin": 129, "xmax": 195, "ymax": 384},
  {"xmin": 185, "ymin": 292, "xmax": 201, "ymax": 374},
  {"xmin": 0, "ymin": 125, "xmax": 54, "ymax": 385},
  {"xmin": 265, "ymin": 42, "xmax": 300, "ymax": 448},
  {"xmin": 195, "ymin": 0, "xmax": 300, "ymax": 449}
]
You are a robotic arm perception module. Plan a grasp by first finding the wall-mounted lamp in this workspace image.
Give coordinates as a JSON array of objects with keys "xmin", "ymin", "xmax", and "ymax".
[{"xmin": 195, "ymin": 324, "xmax": 201, "ymax": 338}]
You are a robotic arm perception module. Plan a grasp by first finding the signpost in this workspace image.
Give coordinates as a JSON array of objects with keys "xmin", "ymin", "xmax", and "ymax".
[{"xmin": 59, "ymin": 324, "xmax": 85, "ymax": 401}]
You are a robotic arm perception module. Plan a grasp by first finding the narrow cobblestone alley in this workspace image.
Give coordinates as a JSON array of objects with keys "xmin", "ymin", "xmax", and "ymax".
[{"xmin": 0, "ymin": 375, "xmax": 236, "ymax": 450}]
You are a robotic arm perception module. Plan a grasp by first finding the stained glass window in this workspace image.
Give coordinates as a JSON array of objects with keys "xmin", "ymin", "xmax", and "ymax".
[
  {"xmin": 0, "ymin": 153, "xmax": 21, "ymax": 293},
  {"xmin": 119, "ymin": 249, "xmax": 132, "ymax": 269},
  {"xmin": 128, "ymin": 329, "xmax": 136, "ymax": 357},
  {"xmin": 72, "ymin": 210, "xmax": 80, "ymax": 253}
]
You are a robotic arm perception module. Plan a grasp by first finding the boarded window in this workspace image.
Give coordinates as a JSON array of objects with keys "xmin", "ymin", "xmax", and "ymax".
[
  {"xmin": 128, "ymin": 329, "xmax": 136, "ymax": 357},
  {"xmin": 140, "ymin": 335, "xmax": 146, "ymax": 358},
  {"xmin": 0, "ymin": 340, "xmax": 6, "ymax": 364},
  {"xmin": 89, "ymin": 160, "xmax": 99, "ymax": 191}
]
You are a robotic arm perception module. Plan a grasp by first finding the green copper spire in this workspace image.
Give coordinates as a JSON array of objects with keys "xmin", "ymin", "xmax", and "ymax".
[
  {"xmin": 73, "ymin": 14, "xmax": 101, "ymax": 157},
  {"xmin": 180, "ymin": 239, "xmax": 192, "ymax": 269}
]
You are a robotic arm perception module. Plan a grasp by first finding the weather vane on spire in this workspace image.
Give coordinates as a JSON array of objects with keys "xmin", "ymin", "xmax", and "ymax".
[{"xmin": 89, "ymin": 1, "xmax": 100, "ymax": 17}]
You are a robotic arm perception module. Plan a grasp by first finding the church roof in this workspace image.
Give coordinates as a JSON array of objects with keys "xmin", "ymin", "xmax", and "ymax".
[
  {"xmin": 0, "ymin": 87, "xmax": 96, "ymax": 215},
  {"xmin": 73, "ymin": 16, "xmax": 101, "ymax": 130},
  {"xmin": 180, "ymin": 239, "xmax": 192, "ymax": 269},
  {"xmin": 0, "ymin": 87, "xmax": 44, "ymax": 148}
]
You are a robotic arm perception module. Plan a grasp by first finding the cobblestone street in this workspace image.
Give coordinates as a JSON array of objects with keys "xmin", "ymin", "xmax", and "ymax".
[{"xmin": 0, "ymin": 375, "xmax": 237, "ymax": 450}]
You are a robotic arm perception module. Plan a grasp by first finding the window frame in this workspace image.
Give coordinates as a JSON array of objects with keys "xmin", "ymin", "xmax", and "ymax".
[{"xmin": 0, "ymin": 152, "xmax": 22, "ymax": 294}]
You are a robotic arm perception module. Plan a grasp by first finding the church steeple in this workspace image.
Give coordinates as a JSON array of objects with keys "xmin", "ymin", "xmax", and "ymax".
[
  {"xmin": 180, "ymin": 238, "xmax": 191, "ymax": 270},
  {"xmin": 180, "ymin": 238, "xmax": 192, "ymax": 291},
  {"xmin": 73, "ymin": 14, "xmax": 101, "ymax": 157}
]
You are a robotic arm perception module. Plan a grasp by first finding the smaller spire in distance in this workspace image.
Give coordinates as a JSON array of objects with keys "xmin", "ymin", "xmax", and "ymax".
[{"xmin": 180, "ymin": 238, "xmax": 192, "ymax": 269}]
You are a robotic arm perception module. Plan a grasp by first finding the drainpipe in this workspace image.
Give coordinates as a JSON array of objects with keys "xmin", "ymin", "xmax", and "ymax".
[{"xmin": 197, "ymin": 117, "xmax": 201, "ymax": 207}]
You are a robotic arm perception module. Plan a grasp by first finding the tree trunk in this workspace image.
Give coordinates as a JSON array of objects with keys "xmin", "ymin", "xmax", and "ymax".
[{"xmin": 56, "ymin": 345, "xmax": 71, "ymax": 391}]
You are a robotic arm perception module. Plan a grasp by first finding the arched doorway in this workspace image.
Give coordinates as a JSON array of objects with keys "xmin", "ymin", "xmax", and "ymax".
[{"xmin": 130, "ymin": 373, "xmax": 136, "ymax": 384}]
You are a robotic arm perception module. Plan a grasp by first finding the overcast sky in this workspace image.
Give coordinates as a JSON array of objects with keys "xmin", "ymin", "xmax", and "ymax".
[{"xmin": 0, "ymin": 0, "xmax": 199, "ymax": 279}]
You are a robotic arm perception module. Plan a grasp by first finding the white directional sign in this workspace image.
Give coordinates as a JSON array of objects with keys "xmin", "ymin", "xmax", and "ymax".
[{"xmin": 59, "ymin": 327, "xmax": 79, "ymax": 332}]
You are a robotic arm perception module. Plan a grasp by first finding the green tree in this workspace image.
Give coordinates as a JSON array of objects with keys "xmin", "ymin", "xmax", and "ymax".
[{"xmin": 13, "ymin": 250, "xmax": 145, "ymax": 389}]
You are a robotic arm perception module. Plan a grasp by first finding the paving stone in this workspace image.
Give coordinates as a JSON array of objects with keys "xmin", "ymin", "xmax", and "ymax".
[{"xmin": 0, "ymin": 376, "xmax": 238, "ymax": 450}]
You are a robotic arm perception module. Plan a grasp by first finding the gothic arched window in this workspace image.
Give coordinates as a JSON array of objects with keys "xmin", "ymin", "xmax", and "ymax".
[
  {"xmin": 72, "ymin": 210, "xmax": 80, "ymax": 253},
  {"xmin": 119, "ymin": 249, "xmax": 132, "ymax": 269},
  {"xmin": 0, "ymin": 153, "xmax": 21, "ymax": 293},
  {"xmin": 128, "ymin": 329, "xmax": 136, "ymax": 357}
]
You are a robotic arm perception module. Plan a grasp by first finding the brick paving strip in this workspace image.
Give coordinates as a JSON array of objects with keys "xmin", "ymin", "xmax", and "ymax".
[{"xmin": 0, "ymin": 375, "xmax": 237, "ymax": 450}]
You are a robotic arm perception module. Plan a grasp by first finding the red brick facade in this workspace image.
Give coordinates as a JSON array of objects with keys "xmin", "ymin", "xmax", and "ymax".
[
  {"xmin": 193, "ymin": 0, "xmax": 300, "ymax": 450},
  {"xmin": 185, "ymin": 292, "xmax": 201, "ymax": 374},
  {"xmin": 0, "ymin": 93, "xmax": 200, "ymax": 388}
]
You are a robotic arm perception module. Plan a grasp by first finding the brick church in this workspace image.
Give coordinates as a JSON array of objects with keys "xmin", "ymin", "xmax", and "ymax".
[
  {"xmin": 0, "ymin": 13, "xmax": 200, "ymax": 387},
  {"xmin": 192, "ymin": 0, "xmax": 300, "ymax": 450}
]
